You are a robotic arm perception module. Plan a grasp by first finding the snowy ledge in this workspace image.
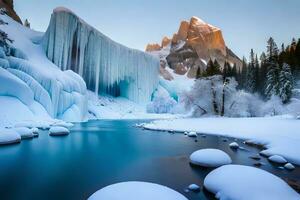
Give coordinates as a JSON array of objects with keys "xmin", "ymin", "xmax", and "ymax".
[{"xmin": 142, "ymin": 116, "xmax": 300, "ymax": 165}]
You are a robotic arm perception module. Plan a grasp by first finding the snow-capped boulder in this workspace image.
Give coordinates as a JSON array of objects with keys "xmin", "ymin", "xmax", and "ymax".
[
  {"xmin": 188, "ymin": 131, "xmax": 197, "ymax": 137},
  {"xmin": 88, "ymin": 182, "xmax": 188, "ymax": 200},
  {"xmin": 268, "ymin": 155, "xmax": 287, "ymax": 164},
  {"xmin": 52, "ymin": 121, "xmax": 74, "ymax": 128},
  {"xmin": 189, "ymin": 149, "xmax": 232, "ymax": 167},
  {"xmin": 284, "ymin": 163, "xmax": 295, "ymax": 170},
  {"xmin": 188, "ymin": 184, "xmax": 200, "ymax": 192},
  {"xmin": 229, "ymin": 142, "xmax": 239, "ymax": 149},
  {"xmin": 0, "ymin": 128, "xmax": 21, "ymax": 145},
  {"xmin": 49, "ymin": 126, "xmax": 69, "ymax": 136},
  {"xmin": 204, "ymin": 165, "xmax": 300, "ymax": 200},
  {"xmin": 14, "ymin": 127, "xmax": 34, "ymax": 139},
  {"xmin": 31, "ymin": 127, "xmax": 39, "ymax": 137}
]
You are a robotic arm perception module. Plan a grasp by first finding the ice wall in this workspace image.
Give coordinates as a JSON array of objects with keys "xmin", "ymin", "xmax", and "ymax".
[{"xmin": 42, "ymin": 8, "xmax": 159, "ymax": 104}]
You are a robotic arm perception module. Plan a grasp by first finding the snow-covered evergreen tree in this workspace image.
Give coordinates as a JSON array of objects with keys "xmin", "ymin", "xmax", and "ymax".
[
  {"xmin": 265, "ymin": 38, "xmax": 280, "ymax": 98},
  {"xmin": 279, "ymin": 63, "xmax": 293, "ymax": 103}
]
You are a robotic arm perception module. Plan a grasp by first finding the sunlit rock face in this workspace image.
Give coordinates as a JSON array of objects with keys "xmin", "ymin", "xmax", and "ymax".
[
  {"xmin": 43, "ymin": 8, "xmax": 159, "ymax": 104},
  {"xmin": 146, "ymin": 16, "xmax": 242, "ymax": 79},
  {"xmin": 0, "ymin": 0, "xmax": 22, "ymax": 24},
  {"xmin": 146, "ymin": 43, "xmax": 161, "ymax": 52}
]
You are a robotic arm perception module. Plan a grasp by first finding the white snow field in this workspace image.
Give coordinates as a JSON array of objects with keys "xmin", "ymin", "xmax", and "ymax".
[
  {"xmin": 143, "ymin": 117, "xmax": 300, "ymax": 165},
  {"xmin": 0, "ymin": 128, "xmax": 21, "ymax": 145},
  {"xmin": 0, "ymin": 13, "xmax": 87, "ymax": 125},
  {"xmin": 189, "ymin": 149, "xmax": 232, "ymax": 167},
  {"xmin": 43, "ymin": 8, "xmax": 159, "ymax": 104},
  {"xmin": 88, "ymin": 182, "xmax": 188, "ymax": 200},
  {"xmin": 204, "ymin": 165, "xmax": 300, "ymax": 200},
  {"xmin": 49, "ymin": 126, "xmax": 70, "ymax": 136}
]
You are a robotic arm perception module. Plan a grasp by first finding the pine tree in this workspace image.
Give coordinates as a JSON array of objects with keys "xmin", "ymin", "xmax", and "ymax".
[
  {"xmin": 24, "ymin": 19, "xmax": 30, "ymax": 28},
  {"xmin": 205, "ymin": 59, "xmax": 221, "ymax": 76},
  {"xmin": 240, "ymin": 57, "xmax": 248, "ymax": 88},
  {"xmin": 0, "ymin": 18, "xmax": 13, "ymax": 54},
  {"xmin": 265, "ymin": 38, "xmax": 280, "ymax": 98},
  {"xmin": 258, "ymin": 52, "xmax": 268, "ymax": 96},
  {"xmin": 295, "ymin": 39, "xmax": 300, "ymax": 77},
  {"xmin": 279, "ymin": 63, "xmax": 293, "ymax": 103},
  {"xmin": 245, "ymin": 49, "xmax": 256, "ymax": 93}
]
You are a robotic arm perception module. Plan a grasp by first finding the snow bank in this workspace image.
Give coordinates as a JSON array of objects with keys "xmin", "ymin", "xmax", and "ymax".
[
  {"xmin": 49, "ymin": 126, "xmax": 70, "ymax": 136},
  {"xmin": 43, "ymin": 8, "xmax": 159, "ymax": 104},
  {"xmin": 143, "ymin": 117, "xmax": 300, "ymax": 165},
  {"xmin": 204, "ymin": 165, "xmax": 300, "ymax": 200},
  {"xmin": 88, "ymin": 182, "xmax": 187, "ymax": 200},
  {"xmin": 14, "ymin": 127, "xmax": 34, "ymax": 139},
  {"xmin": 0, "ymin": 128, "xmax": 21, "ymax": 145},
  {"xmin": 190, "ymin": 149, "xmax": 232, "ymax": 167}
]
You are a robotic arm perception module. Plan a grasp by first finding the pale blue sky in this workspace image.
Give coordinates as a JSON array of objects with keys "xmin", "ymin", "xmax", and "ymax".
[{"xmin": 15, "ymin": 0, "xmax": 300, "ymax": 58}]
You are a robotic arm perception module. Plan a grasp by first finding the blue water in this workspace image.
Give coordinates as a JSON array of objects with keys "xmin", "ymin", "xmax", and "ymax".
[{"xmin": 0, "ymin": 120, "xmax": 299, "ymax": 200}]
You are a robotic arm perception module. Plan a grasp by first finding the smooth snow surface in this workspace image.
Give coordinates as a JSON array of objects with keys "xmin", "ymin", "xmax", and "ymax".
[
  {"xmin": 268, "ymin": 155, "xmax": 287, "ymax": 164},
  {"xmin": 0, "ymin": 128, "xmax": 21, "ymax": 145},
  {"xmin": 143, "ymin": 117, "xmax": 300, "ymax": 165},
  {"xmin": 88, "ymin": 91, "xmax": 177, "ymax": 119},
  {"xmin": 49, "ymin": 126, "xmax": 69, "ymax": 136},
  {"xmin": 88, "ymin": 182, "xmax": 188, "ymax": 200},
  {"xmin": 204, "ymin": 165, "xmax": 300, "ymax": 200},
  {"xmin": 43, "ymin": 8, "xmax": 159, "ymax": 104},
  {"xmin": 190, "ymin": 149, "xmax": 232, "ymax": 167}
]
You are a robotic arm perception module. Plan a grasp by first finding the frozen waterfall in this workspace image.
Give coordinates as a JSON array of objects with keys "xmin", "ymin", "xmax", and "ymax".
[{"xmin": 42, "ymin": 8, "xmax": 159, "ymax": 104}]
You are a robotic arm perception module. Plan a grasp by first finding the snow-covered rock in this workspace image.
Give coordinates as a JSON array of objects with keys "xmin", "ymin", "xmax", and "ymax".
[
  {"xmin": 88, "ymin": 182, "xmax": 188, "ymax": 200},
  {"xmin": 188, "ymin": 184, "xmax": 200, "ymax": 192},
  {"xmin": 51, "ymin": 121, "xmax": 74, "ymax": 128},
  {"xmin": 0, "ymin": 128, "xmax": 21, "ymax": 145},
  {"xmin": 49, "ymin": 126, "xmax": 70, "ymax": 136},
  {"xmin": 284, "ymin": 163, "xmax": 295, "ymax": 170},
  {"xmin": 188, "ymin": 131, "xmax": 197, "ymax": 137},
  {"xmin": 189, "ymin": 149, "xmax": 232, "ymax": 167},
  {"xmin": 14, "ymin": 127, "xmax": 34, "ymax": 139},
  {"xmin": 268, "ymin": 155, "xmax": 288, "ymax": 164},
  {"xmin": 31, "ymin": 127, "xmax": 39, "ymax": 137},
  {"xmin": 229, "ymin": 142, "xmax": 239, "ymax": 149},
  {"xmin": 204, "ymin": 165, "xmax": 300, "ymax": 200}
]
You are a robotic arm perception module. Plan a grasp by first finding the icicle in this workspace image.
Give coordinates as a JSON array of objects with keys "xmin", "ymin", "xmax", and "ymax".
[{"xmin": 42, "ymin": 8, "xmax": 159, "ymax": 104}]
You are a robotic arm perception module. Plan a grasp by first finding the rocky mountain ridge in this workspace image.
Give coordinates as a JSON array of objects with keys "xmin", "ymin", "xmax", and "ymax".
[{"xmin": 146, "ymin": 16, "xmax": 242, "ymax": 79}]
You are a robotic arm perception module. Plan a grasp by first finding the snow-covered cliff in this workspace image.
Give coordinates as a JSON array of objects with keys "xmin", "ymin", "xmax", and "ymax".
[
  {"xmin": 0, "ymin": 13, "xmax": 87, "ymax": 126},
  {"xmin": 42, "ymin": 7, "xmax": 159, "ymax": 104}
]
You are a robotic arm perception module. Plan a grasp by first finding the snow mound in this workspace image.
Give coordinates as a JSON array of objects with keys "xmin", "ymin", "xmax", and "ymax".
[
  {"xmin": 190, "ymin": 149, "xmax": 232, "ymax": 167},
  {"xmin": 188, "ymin": 131, "xmax": 197, "ymax": 137},
  {"xmin": 284, "ymin": 163, "xmax": 295, "ymax": 170},
  {"xmin": 229, "ymin": 142, "xmax": 239, "ymax": 149},
  {"xmin": 0, "ymin": 128, "xmax": 21, "ymax": 145},
  {"xmin": 14, "ymin": 127, "xmax": 34, "ymax": 139},
  {"xmin": 188, "ymin": 184, "xmax": 200, "ymax": 191},
  {"xmin": 88, "ymin": 181, "xmax": 188, "ymax": 200},
  {"xmin": 204, "ymin": 165, "xmax": 300, "ymax": 200},
  {"xmin": 49, "ymin": 126, "xmax": 70, "ymax": 136},
  {"xmin": 268, "ymin": 155, "xmax": 287, "ymax": 164}
]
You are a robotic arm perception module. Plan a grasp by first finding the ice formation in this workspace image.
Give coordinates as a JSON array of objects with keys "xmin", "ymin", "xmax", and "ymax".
[
  {"xmin": 0, "ymin": 13, "xmax": 88, "ymax": 124},
  {"xmin": 42, "ymin": 8, "xmax": 159, "ymax": 104}
]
